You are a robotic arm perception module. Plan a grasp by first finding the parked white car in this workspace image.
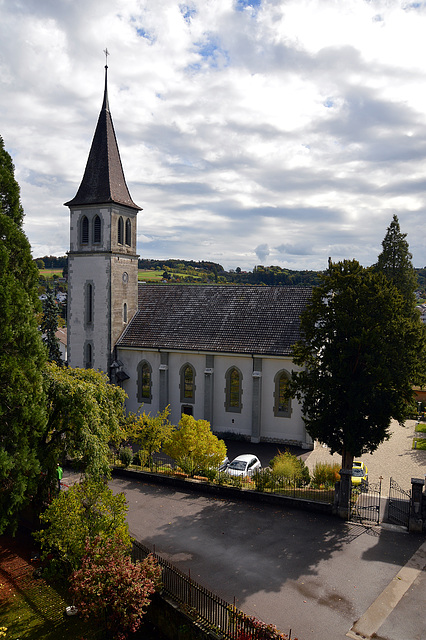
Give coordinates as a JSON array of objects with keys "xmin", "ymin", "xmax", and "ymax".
[{"xmin": 225, "ymin": 454, "xmax": 261, "ymax": 477}]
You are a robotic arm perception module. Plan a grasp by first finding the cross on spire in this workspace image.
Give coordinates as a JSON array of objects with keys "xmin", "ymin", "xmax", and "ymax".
[{"xmin": 103, "ymin": 48, "xmax": 109, "ymax": 67}]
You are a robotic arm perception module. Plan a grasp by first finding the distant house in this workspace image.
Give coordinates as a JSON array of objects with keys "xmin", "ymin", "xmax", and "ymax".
[
  {"xmin": 416, "ymin": 304, "xmax": 426, "ymax": 324},
  {"xmin": 55, "ymin": 327, "xmax": 67, "ymax": 363}
]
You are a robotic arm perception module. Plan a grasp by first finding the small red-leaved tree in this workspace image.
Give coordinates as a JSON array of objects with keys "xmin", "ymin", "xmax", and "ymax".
[{"xmin": 69, "ymin": 535, "xmax": 161, "ymax": 639}]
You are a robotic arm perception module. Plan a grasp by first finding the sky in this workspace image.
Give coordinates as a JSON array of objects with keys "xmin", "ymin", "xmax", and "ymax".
[{"xmin": 2, "ymin": 0, "xmax": 426, "ymax": 272}]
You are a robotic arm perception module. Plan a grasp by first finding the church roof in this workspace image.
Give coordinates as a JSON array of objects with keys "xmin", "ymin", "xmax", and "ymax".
[
  {"xmin": 64, "ymin": 67, "xmax": 141, "ymax": 211},
  {"xmin": 117, "ymin": 284, "xmax": 312, "ymax": 356}
]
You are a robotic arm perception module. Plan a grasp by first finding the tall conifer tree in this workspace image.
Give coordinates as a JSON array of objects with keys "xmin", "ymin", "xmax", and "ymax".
[
  {"xmin": 0, "ymin": 135, "xmax": 47, "ymax": 533},
  {"xmin": 375, "ymin": 214, "xmax": 417, "ymax": 310},
  {"xmin": 41, "ymin": 289, "xmax": 63, "ymax": 365}
]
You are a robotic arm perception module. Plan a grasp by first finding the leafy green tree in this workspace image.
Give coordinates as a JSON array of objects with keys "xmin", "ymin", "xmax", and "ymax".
[
  {"xmin": 41, "ymin": 289, "xmax": 62, "ymax": 365},
  {"xmin": 289, "ymin": 259, "xmax": 425, "ymax": 470},
  {"xmin": 163, "ymin": 414, "xmax": 227, "ymax": 476},
  {"xmin": 70, "ymin": 536, "xmax": 161, "ymax": 639},
  {"xmin": 0, "ymin": 136, "xmax": 47, "ymax": 534},
  {"xmin": 375, "ymin": 214, "xmax": 418, "ymax": 310},
  {"xmin": 127, "ymin": 406, "xmax": 174, "ymax": 469},
  {"xmin": 40, "ymin": 363, "xmax": 127, "ymax": 487},
  {"xmin": 34, "ymin": 480, "xmax": 131, "ymax": 572}
]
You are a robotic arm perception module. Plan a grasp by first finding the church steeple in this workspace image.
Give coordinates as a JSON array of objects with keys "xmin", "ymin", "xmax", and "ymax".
[{"xmin": 65, "ymin": 65, "xmax": 141, "ymax": 211}]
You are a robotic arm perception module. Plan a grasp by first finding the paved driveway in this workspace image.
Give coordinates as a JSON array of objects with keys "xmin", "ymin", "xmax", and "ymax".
[
  {"xmin": 110, "ymin": 476, "xmax": 425, "ymax": 640},
  {"xmin": 302, "ymin": 419, "xmax": 425, "ymax": 490}
]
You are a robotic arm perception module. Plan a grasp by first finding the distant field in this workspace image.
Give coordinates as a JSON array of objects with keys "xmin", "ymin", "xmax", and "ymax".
[
  {"xmin": 39, "ymin": 268, "xmax": 63, "ymax": 277},
  {"xmin": 138, "ymin": 270, "xmax": 164, "ymax": 281},
  {"xmin": 138, "ymin": 270, "xmax": 201, "ymax": 281}
]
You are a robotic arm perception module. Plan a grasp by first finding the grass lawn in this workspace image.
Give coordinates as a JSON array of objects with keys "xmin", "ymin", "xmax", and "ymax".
[
  {"xmin": 413, "ymin": 438, "xmax": 426, "ymax": 450},
  {"xmin": 415, "ymin": 423, "xmax": 426, "ymax": 432},
  {"xmin": 0, "ymin": 533, "xmax": 163, "ymax": 640},
  {"xmin": 0, "ymin": 533, "xmax": 101, "ymax": 639}
]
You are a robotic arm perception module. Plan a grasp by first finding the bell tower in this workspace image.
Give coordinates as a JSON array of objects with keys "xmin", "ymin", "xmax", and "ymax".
[{"xmin": 65, "ymin": 64, "xmax": 141, "ymax": 375}]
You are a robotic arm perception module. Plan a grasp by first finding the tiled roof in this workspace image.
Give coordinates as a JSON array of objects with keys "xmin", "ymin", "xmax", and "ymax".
[
  {"xmin": 64, "ymin": 68, "xmax": 140, "ymax": 211},
  {"xmin": 117, "ymin": 284, "xmax": 312, "ymax": 356}
]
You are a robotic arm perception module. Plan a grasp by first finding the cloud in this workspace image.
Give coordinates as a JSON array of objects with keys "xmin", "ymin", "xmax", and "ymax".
[
  {"xmin": 255, "ymin": 243, "xmax": 270, "ymax": 263},
  {"xmin": 1, "ymin": 0, "xmax": 426, "ymax": 271}
]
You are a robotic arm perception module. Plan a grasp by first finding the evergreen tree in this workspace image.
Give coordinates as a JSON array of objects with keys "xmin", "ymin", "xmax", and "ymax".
[
  {"xmin": 0, "ymin": 135, "xmax": 47, "ymax": 533},
  {"xmin": 375, "ymin": 214, "xmax": 418, "ymax": 309},
  {"xmin": 41, "ymin": 289, "xmax": 63, "ymax": 365},
  {"xmin": 289, "ymin": 259, "xmax": 425, "ymax": 470}
]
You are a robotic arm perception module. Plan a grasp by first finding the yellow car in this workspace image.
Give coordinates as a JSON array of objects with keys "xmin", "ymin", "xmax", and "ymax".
[{"xmin": 352, "ymin": 460, "xmax": 368, "ymax": 486}]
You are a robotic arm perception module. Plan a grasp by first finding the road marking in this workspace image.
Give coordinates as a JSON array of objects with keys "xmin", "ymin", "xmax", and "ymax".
[{"xmin": 346, "ymin": 540, "xmax": 426, "ymax": 640}]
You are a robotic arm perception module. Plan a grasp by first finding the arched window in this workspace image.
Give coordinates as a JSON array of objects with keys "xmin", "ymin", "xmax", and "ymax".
[
  {"xmin": 85, "ymin": 342, "xmax": 92, "ymax": 369},
  {"xmin": 93, "ymin": 215, "xmax": 101, "ymax": 243},
  {"xmin": 274, "ymin": 370, "xmax": 292, "ymax": 417},
  {"xmin": 225, "ymin": 366, "xmax": 242, "ymax": 413},
  {"xmin": 118, "ymin": 216, "xmax": 124, "ymax": 244},
  {"xmin": 123, "ymin": 302, "xmax": 128, "ymax": 323},
  {"xmin": 86, "ymin": 282, "xmax": 93, "ymax": 325},
  {"xmin": 137, "ymin": 361, "xmax": 152, "ymax": 403},
  {"xmin": 81, "ymin": 216, "xmax": 89, "ymax": 244},
  {"xmin": 180, "ymin": 364, "xmax": 195, "ymax": 403},
  {"xmin": 125, "ymin": 218, "xmax": 131, "ymax": 246}
]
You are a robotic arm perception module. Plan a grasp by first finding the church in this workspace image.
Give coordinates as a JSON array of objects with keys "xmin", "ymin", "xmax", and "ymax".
[{"xmin": 65, "ymin": 66, "xmax": 313, "ymax": 449}]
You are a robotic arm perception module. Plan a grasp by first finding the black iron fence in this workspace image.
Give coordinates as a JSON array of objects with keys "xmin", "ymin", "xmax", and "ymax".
[
  {"xmin": 350, "ymin": 478, "xmax": 382, "ymax": 525},
  {"xmin": 112, "ymin": 451, "xmax": 335, "ymax": 505},
  {"xmin": 388, "ymin": 478, "xmax": 411, "ymax": 527},
  {"xmin": 132, "ymin": 539, "xmax": 294, "ymax": 640}
]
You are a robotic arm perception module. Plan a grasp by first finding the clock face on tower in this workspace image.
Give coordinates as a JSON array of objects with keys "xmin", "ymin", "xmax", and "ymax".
[{"xmin": 122, "ymin": 272, "xmax": 129, "ymax": 284}]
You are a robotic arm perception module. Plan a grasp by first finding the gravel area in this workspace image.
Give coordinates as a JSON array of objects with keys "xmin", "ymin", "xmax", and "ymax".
[{"xmin": 303, "ymin": 418, "xmax": 426, "ymax": 490}]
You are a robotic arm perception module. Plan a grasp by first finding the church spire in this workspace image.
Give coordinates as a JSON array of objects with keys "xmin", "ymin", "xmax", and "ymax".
[{"xmin": 65, "ymin": 62, "xmax": 141, "ymax": 211}]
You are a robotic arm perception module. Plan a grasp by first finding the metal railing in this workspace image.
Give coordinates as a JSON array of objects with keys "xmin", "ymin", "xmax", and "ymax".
[
  {"xmin": 113, "ymin": 452, "xmax": 335, "ymax": 505},
  {"xmin": 132, "ymin": 539, "xmax": 293, "ymax": 639}
]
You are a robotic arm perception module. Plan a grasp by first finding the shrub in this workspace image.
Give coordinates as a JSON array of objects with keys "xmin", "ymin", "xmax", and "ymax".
[
  {"xmin": 311, "ymin": 462, "xmax": 341, "ymax": 488},
  {"xmin": 70, "ymin": 536, "xmax": 161, "ymax": 639},
  {"xmin": 270, "ymin": 450, "xmax": 310, "ymax": 486},
  {"xmin": 119, "ymin": 446, "xmax": 133, "ymax": 468},
  {"xmin": 253, "ymin": 468, "xmax": 275, "ymax": 492}
]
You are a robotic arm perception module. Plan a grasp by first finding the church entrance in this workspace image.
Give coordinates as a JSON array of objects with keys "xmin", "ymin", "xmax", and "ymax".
[{"xmin": 182, "ymin": 405, "xmax": 193, "ymax": 416}]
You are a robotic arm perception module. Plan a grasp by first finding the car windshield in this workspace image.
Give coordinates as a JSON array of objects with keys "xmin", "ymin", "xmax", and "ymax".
[
  {"xmin": 229, "ymin": 460, "xmax": 246, "ymax": 471},
  {"xmin": 352, "ymin": 468, "xmax": 364, "ymax": 476}
]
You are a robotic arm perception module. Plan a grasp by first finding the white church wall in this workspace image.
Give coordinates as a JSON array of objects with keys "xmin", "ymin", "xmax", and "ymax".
[
  {"xmin": 119, "ymin": 348, "xmax": 161, "ymax": 415},
  {"xmin": 117, "ymin": 348, "xmax": 312, "ymax": 448},
  {"xmin": 167, "ymin": 352, "xmax": 206, "ymax": 426},
  {"xmin": 210, "ymin": 354, "xmax": 254, "ymax": 439},
  {"xmin": 260, "ymin": 357, "xmax": 311, "ymax": 447}
]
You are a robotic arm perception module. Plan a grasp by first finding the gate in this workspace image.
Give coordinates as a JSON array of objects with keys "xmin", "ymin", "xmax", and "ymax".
[
  {"xmin": 350, "ymin": 478, "xmax": 382, "ymax": 525},
  {"xmin": 388, "ymin": 478, "xmax": 410, "ymax": 527}
]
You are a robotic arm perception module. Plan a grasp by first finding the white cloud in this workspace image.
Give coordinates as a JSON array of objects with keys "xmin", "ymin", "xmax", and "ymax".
[{"xmin": 1, "ymin": 0, "xmax": 426, "ymax": 270}]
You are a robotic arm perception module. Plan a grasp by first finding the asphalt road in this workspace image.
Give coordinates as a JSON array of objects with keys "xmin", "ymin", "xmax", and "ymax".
[{"xmin": 109, "ymin": 475, "xmax": 426, "ymax": 640}]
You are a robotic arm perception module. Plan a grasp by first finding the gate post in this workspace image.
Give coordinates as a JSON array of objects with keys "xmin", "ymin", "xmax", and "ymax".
[
  {"xmin": 409, "ymin": 478, "xmax": 424, "ymax": 533},
  {"xmin": 337, "ymin": 469, "xmax": 352, "ymax": 519}
]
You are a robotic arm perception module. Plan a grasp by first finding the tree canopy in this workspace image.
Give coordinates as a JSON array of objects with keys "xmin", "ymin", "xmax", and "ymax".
[
  {"xmin": 41, "ymin": 289, "xmax": 63, "ymax": 365},
  {"xmin": 34, "ymin": 480, "xmax": 131, "ymax": 572},
  {"xmin": 289, "ymin": 258, "xmax": 426, "ymax": 468},
  {"xmin": 375, "ymin": 214, "xmax": 418, "ymax": 310},
  {"xmin": 163, "ymin": 414, "xmax": 227, "ymax": 476},
  {"xmin": 0, "ymin": 136, "xmax": 47, "ymax": 534},
  {"xmin": 127, "ymin": 406, "xmax": 174, "ymax": 469},
  {"xmin": 40, "ymin": 363, "xmax": 127, "ymax": 486}
]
